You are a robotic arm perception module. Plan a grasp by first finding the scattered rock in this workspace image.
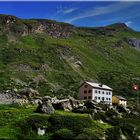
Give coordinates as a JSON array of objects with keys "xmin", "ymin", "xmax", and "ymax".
[
  {"xmin": 18, "ymin": 88, "xmax": 39, "ymax": 98},
  {"xmin": 125, "ymin": 38, "xmax": 140, "ymax": 50},
  {"xmin": 116, "ymin": 105, "xmax": 129, "ymax": 113},
  {"xmin": 131, "ymin": 111, "xmax": 139, "ymax": 117},
  {"xmin": 52, "ymin": 99, "xmax": 73, "ymax": 111},
  {"xmin": 35, "ymin": 101, "xmax": 55, "ymax": 114},
  {"xmin": 72, "ymin": 106, "xmax": 87, "ymax": 113}
]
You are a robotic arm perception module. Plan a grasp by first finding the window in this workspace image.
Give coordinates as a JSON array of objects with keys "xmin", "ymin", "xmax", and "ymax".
[
  {"xmin": 109, "ymin": 92, "xmax": 111, "ymax": 95},
  {"xmin": 102, "ymin": 91, "xmax": 104, "ymax": 94},
  {"xmin": 84, "ymin": 90, "xmax": 87, "ymax": 94},
  {"xmin": 98, "ymin": 97, "xmax": 100, "ymax": 100},
  {"xmin": 106, "ymin": 98, "xmax": 108, "ymax": 100},
  {"xmin": 106, "ymin": 92, "xmax": 108, "ymax": 95},
  {"xmin": 88, "ymin": 96, "xmax": 92, "ymax": 99},
  {"xmin": 102, "ymin": 97, "xmax": 105, "ymax": 101},
  {"xmin": 95, "ymin": 90, "xmax": 97, "ymax": 93},
  {"xmin": 88, "ymin": 90, "xmax": 92, "ymax": 93},
  {"xmin": 84, "ymin": 97, "xmax": 87, "ymax": 99},
  {"xmin": 109, "ymin": 98, "xmax": 111, "ymax": 100},
  {"xmin": 85, "ymin": 85, "xmax": 87, "ymax": 88},
  {"xmin": 95, "ymin": 96, "xmax": 97, "ymax": 99},
  {"xmin": 98, "ymin": 91, "xmax": 100, "ymax": 94}
]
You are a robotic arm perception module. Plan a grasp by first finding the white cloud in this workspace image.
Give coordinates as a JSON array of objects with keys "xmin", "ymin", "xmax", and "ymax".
[
  {"xmin": 57, "ymin": 6, "xmax": 78, "ymax": 15},
  {"xmin": 65, "ymin": 2, "xmax": 136, "ymax": 23},
  {"xmin": 125, "ymin": 21, "xmax": 133, "ymax": 26}
]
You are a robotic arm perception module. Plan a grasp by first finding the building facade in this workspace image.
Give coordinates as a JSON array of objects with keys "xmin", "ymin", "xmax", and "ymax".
[
  {"xmin": 78, "ymin": 82, "xmax": 113, "ymax": 105},
  {"xmin": 112, "ymin": 96, "xmax": 127, "ymax": 106}
]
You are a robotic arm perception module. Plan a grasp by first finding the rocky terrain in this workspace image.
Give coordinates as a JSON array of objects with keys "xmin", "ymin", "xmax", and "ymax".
[
  {"xmin": 0, "ymin": 14, "xmax": 140, "ymax": 99},
  {"xmin": 0, "ymin": 14, "xmax": 75, "ymax": 38},
  {"xmin": 0, "ymin": 14, "xmax": 140, "ymax": 139}
]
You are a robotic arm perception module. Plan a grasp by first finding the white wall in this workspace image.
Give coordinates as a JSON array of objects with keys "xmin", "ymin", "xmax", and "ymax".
[{"xmin": 92, "ymin": 88, "xmax": 112, "ymax": 105}]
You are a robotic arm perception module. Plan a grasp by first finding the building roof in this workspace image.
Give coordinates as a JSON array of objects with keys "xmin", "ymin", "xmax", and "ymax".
[
  {"xmin": 114, "ymin": 95, "xmax": 127, "ymax": 101},
  {"xmin": 85, "ymin": 82, "xmax": 113, "ymax": 90}
]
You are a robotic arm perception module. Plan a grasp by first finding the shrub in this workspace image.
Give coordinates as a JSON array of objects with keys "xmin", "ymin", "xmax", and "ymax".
[
  {"xmin": 94, "ymin": 112, "xmax": 107, "ymax": 122},
  {"xmin": 77, "ymin": 128, "xmax": 104, "ymax": 140},
  {"xmin": 48, "ymin": 113, "xmax": 93, "ymax": 134},
  {"xmin": 17, "ymin": 115, "xmax": 50, "ymax": 138},
  {"xmin": 75, "ymin": 133, "xmax": 91, "ymax": 140},
  {"xmin": 53, "ymin": 128, "xmax": 74, "ymax": 140},
  {"xmin": 106, "ymin": 126, "xmax": 121, "ymax": 140},
  {"xmin": 105, "ymin": 109, "xmax": 118, "ymax": 118}
]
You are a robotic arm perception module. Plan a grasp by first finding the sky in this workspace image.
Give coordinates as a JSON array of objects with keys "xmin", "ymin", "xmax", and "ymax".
[{"xmin": 0, "ymin": 2, "xmax": 140, "ymax": 31}]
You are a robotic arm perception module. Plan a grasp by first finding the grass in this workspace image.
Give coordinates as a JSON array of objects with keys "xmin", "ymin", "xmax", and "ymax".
[
  {"xmin": 0, "ymin": 15, "xmax": 140, "ymax": 99},
  {"xmin": 0, "ymin": 104, "xmax": 112, "ymax": 139}
]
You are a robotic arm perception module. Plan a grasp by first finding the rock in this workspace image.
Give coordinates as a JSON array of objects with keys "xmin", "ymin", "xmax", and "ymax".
[
  {"xmin": 18, "ymin": 88, "xmax": 39, "ymax": 98},
  {"xmin": 52, "ymin": 99, "xmax": 73, "ymax": 111},
  {"xmin": 35, "ymin": 101, "xmax": 55, "ymax": 114},
  {"xmin": 31, "ymin": 98, "xmax": 43, "ymax": 105},
  {"xmin": 69, "ymin": 96, "xmax": 84, "ymax": 109},
  {"xmin": 125, "ymin": 38, "xmax": 140, "ymax": 50},
  {"xmin": 120, "ymin": 134, "xmax": 127, "ymax": 140},
  {"xmin": 37, "ymin": 128, "xmax": 45, "ymax": 136},
  {"xmin": 138, "ymin": 136, "xmax": 140, "ymax": 140},
  {"xmin": 43, "ymin": 96, "xmax": 59, "ymax": 104},
  {"xmin": 72, "ymin": 106, "xmax": 87, "ymax": 113},
  {"xmin": 116, "ymin": 105, "xmax": 129, "ymax": 113},
  {"xmin": 84, "ymin": 100, "xmax": 101, "ymax": 110},
  {"xmin": 131, "ymin": 111, "xmax": 139, "ymax": 117}
]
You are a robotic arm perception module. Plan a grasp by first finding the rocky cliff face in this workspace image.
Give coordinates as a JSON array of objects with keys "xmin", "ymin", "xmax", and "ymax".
[
  {"xmin": 0, "ymin": 15, "xmax": 75, "ymax": 38},
  {"xmin": 126, "ymin": 38, "xmax": 140, "ymax": 50}
]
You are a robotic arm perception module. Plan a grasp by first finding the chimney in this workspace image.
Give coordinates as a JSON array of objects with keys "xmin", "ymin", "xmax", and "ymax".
[{"xmin": 99, "ymin": 84, "xmax": 103, "ymax": 87}]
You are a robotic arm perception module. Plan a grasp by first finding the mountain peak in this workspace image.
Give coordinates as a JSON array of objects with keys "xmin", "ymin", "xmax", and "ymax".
[{"xmin": 107, "ymin": 23, "xmax": 129, "ymax": 30}]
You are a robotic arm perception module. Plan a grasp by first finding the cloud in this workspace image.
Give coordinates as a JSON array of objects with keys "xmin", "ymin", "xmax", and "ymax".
[
  {"xmin": 125, "ymin": 21, "xmax": 133, "ymax": 26},
  {"xmin": 65, "ymin": 2, "xmax": 136, "ymax": 23},
  {"xmin": 57, "ymin": 6, "xmax": 78, "ymax": 15}
]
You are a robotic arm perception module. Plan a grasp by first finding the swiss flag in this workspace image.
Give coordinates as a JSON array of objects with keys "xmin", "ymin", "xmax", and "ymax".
[{"xmin": 134, "ymin": 85, "xmax": 138, "ymax": 91}]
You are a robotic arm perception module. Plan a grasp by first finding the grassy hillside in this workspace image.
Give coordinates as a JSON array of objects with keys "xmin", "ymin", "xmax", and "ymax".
[{"xmin": 0, "ymin": 15, "xmax": 140, "ymax": 100}]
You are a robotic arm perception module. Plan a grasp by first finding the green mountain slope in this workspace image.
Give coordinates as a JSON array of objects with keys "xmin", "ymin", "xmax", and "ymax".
[{"xmin": 0, "ymin": 14, "xmax": 140, "ymax": 98}]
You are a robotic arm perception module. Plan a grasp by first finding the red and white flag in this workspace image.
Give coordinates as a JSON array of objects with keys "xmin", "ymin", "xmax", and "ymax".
[{"xmin": 134, "ymin": 85, "xmax": 138, "ymax": 91}]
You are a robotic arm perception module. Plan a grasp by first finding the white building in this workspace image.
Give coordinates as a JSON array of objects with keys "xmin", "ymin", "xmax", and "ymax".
[{"xmin": 78, "ymin": 82, "xmax": 113, "ymax": 105}]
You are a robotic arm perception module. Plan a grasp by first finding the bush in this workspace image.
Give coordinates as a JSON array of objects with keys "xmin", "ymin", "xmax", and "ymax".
[
  {"xmin": 105, "ymin": 109, "xmax": 118, "ymax": 118},
  {"xmin": 106, "ymin": 126, "xmax": 121, "ymax": 140},
  {"xmin": 75, "ymin": 128, "xmax": 104, "ymax": 140},
  {"xmin": 94, "ymin": 112, "xmax": 107, "ymax": 122},
  {"xmin": 75, "ymin": 133, "xmax": 91, "ymax": 140},
  {"xmin": 119, "ymin": 123, "xmax": 135, "ymax": 138},
  {"xmin": 48, "ymin": 113, "xmax": 93, "ymax": 134},
  {"xmin": 53, "ymin": 128, "xmax": 74, "ymax": 140},
  {"xmin": 17, "ymin": 115, "xmax": 50, "ymax": 139}
]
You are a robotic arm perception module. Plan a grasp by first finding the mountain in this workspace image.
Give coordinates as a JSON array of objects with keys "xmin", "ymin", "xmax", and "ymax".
[{"xmin": 0, "ymin": 14, "xmax": 140, "ymax": 98}]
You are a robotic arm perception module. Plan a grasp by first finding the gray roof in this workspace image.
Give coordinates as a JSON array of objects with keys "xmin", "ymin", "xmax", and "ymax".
[
  {"xmin": 115, "ymin": 95, "xmax": 127, "ymax": 101},
  {"xmin": 86, "ymin": 82, "xmax": 112, "ymax": 90}
]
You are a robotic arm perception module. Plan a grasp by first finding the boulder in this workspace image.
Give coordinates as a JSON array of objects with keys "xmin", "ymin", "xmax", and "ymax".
[
  {"xmin": 131, "ymin": 111, "xmax": 139, "ymax": 117},
  {"xmin": 84, "ymin": 100, "xmax": 102, "ymax": 110},
  {"xmin": 35, "ymin": 101, "xmax": 55, "ymax": 114},
  {"xmin": 116, "ymin": 105, "xmax": 129, "ymax": 113},
  {"xmin": 69, "ymin": 96, "xmax": 84, "ymax": 109},
  {"xmin": 52, "ymin": 99, "xmax": 73, "ymax": 111},
  {"xmin": 31, "ymin": 98, "xmax": 43, "ymax": 105},
  {"xmin": 18, "ymin": 88, "xmax": 39, "ymax": 98},
  {"xmin": 72, "ymin": 106, "xmax": 87, "ymax": 113}
]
